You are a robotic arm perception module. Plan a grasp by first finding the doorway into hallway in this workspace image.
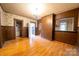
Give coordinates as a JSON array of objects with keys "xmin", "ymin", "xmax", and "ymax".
[
  {"xmin": 28, "ymin": 22, "xmax": 36, "ymax": 46},
  {"xmin": 14, "ymin": 19, "xmax": 23, "ymax": 38},
  {"xmin": 28, "ymin": 22, "xmax": 36, "ymax": 39}
]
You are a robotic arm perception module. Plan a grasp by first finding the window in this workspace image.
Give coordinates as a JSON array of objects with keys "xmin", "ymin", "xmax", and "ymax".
[
  {"xmin": 60, "ymin": 21, "xmax": 67, "ymax": 31},
  {"xmin": 55, "ymin": 17, "xmax": 74, "ymax": 31}
]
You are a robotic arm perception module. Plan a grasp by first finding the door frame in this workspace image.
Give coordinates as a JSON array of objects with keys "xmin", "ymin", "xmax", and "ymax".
[
  {"xmin": 14, "ymin": 19, "xmax": 23, "ymax": 38},
  {"xmin": 28, "ymin": 21, "xmax": 36, "ymax": 38}
]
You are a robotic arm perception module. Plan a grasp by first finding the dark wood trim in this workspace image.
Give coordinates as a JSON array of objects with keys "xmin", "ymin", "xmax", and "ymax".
[
  {"xmin": 0, "ymin": 12, "xmax": 3, "ymax": 48},
  {"xmin": 14, "ymin": 19, "xmax": 16, "ymax": 38},
  {"xmin": 27, "ymin": 23, "xmax": 29, "ymax": 37},
  {"xmin": 77, "ymin": 27, "xmax": 79, "ymax": 46},
  {"xmin": 55, "ymin": 31, "xmax": 77, "ymax": 33},
  {"xmin": 0, "ymin": 13, "xmax": 1, "ymax": 47},
  {"xmin": 52, "ymin": 14, "xmax": 56, "ymax": 40},
  {"xmin": 36, "ymin": 20, "xmax": 40, "ymax": 35}
]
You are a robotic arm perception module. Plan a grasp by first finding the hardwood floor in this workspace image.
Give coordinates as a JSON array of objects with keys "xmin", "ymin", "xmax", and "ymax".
[{"xmin": 0, "ymin": 36, "xmax": 78, "ymax": 56}]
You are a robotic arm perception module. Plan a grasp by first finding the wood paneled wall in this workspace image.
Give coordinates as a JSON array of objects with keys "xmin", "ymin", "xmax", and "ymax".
[
  {"xmin": 22, "ymin": 27, "xmax": 28, "ymax": 37},
  {"xmin": 77, "ymin": 10, "xmax": 79, "ymax": 46},
  {"xmin": 55, "ymin": 8, "xmax": 78, "ymax": 45},
  {"xmin": 1, "ymin": 26, "xmax": 15, "ymax": 41},
  {"xmin": 55, "ymin": 31, "xmax": 77, "ymax": 45},
  {"xmin": 39, "ymin": 14, "xmax": 55, "ymax": 40},
  {"xmin": 56, "ymin": 8, "xmax": 78, "ymax": 32},
  {"xmin": 0, "ymin": 15, "xmax": 3, "ymax": 48},
  {"xmin": 77, "ymin": 27, "xmax": 79, "ymax": 46},
  {"xmin": 1, "ymin": 26, "xmax": 28, "ymax": 41}
]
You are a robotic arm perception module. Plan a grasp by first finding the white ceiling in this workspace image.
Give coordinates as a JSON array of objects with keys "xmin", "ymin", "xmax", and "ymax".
[{"xmin": 1, "ymin": 3, "xmax": 79, "ymax": 19}]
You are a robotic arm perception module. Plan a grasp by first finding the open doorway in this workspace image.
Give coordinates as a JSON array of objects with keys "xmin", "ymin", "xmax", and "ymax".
[
  {"xmin": 28, "ymin": 22, "xmax": 36, "ymax": 46},
  {"xmin": 14, "ymin": 19, "xmax": 23, "ymax": 38},
  {"xmin": 28, "ymin": 22, "xmax": 36, "ymax": 39}
]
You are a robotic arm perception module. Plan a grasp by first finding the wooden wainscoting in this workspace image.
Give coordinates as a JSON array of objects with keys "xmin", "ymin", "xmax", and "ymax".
[
  {"xmin": 22, "ymin": 27, "xmax": 28, "ymax": 37},
  {"xmin": 1, "ymin": 26, "xmax": 15, "ymax": 41},
  {"xmin": 1, "ymin": 26, "xmax": 29, "ymax": 42},
  {"xmin": 55, "ymin": 8, "xmax": 78, "ymax": 45},
  {"xmin": 55, "ymin": 31, "xmax": 77, "ymax": 45}
]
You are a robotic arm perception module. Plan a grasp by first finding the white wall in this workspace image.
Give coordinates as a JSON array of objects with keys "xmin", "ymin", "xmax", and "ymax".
[
  {"xmin": 5, "ymin": 12, "xmax": 37, "ymax": 27},
  {"xmin": 0, "ymin": 6, "xmax": 7, "ymax": 26},
  {"xmin": 0, "ymin": 6, "xmax": 37, "ymax": 27}
]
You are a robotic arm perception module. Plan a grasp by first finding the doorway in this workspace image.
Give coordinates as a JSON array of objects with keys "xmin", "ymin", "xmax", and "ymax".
[
  {"xmin": 28, "ymin": 22, "xmax": 36, "ymax": 39},
  {"xmin": 28, "ymin": 22, "xmax": 36, "ymax": 46},
  {"xmin": 14, "ymin": 19, "xmax": 23, "ymax": 38}
]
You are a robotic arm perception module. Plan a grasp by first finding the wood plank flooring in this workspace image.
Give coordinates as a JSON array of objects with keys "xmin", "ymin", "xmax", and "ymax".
[{"xmin": 0, "ymin": 36, "xmax": 78, "ymax": 56}]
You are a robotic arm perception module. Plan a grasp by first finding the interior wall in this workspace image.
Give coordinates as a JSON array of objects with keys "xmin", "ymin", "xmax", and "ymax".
[
  {"xmin": 55, "ymin": 8, "xmax": 78, "ymax": 45},
  {"xmin": 39, "ymin": 14, "xmax": 55, "ymax": 40},
  {"xmin": 0, "ymin": 5, "xmax": 78, "ymax": 46},
  {"xmin": 0, "ymin": 8, "xmax": 1, "ymax": 47},
  {"xmin": 55, "ymin": 17, "xmax": 74, "ymax": 31},
  {"xmin": 0, "ymin": 6, "xmax": 37, "ymax": 42},
  {"xmin": 77, "ymin": 10, "xmax": 79, "ymax": 46},
  {"xmin": 1, "ymin": 12, "xmax": 37, "ymax": 27},
  {"xmin": 0, "ymin": 6, "xmax": 6, "ymax": 47}
]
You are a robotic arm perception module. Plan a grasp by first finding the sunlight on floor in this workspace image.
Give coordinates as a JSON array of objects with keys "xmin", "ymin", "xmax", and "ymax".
[{"xmin": 0, "ymin": 36, "xmax": 79, "ymax": 56}]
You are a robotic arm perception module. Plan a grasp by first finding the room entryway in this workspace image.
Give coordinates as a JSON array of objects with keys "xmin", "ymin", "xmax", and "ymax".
[
  {"xmin": 14, "ymin": 19, "xmax": 23, "ymax": 38},
  {"xmin": 28, "ymin": 22, "xmax": 36, "ymax": 39},
  {"xmin": 28, "ymin": 22, "xmax": 36, "ymax": 46}
]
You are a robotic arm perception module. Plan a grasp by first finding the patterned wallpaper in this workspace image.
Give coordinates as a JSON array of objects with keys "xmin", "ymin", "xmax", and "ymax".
[{"xmin": 0, "ymin": 6, "xmax": 37, "ymax": 27}]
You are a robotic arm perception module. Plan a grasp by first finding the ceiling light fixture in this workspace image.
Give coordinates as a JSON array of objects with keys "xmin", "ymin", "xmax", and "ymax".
[{"xmin": 28, "ymin": 3, "xmax": 45, "ymax": 19}]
